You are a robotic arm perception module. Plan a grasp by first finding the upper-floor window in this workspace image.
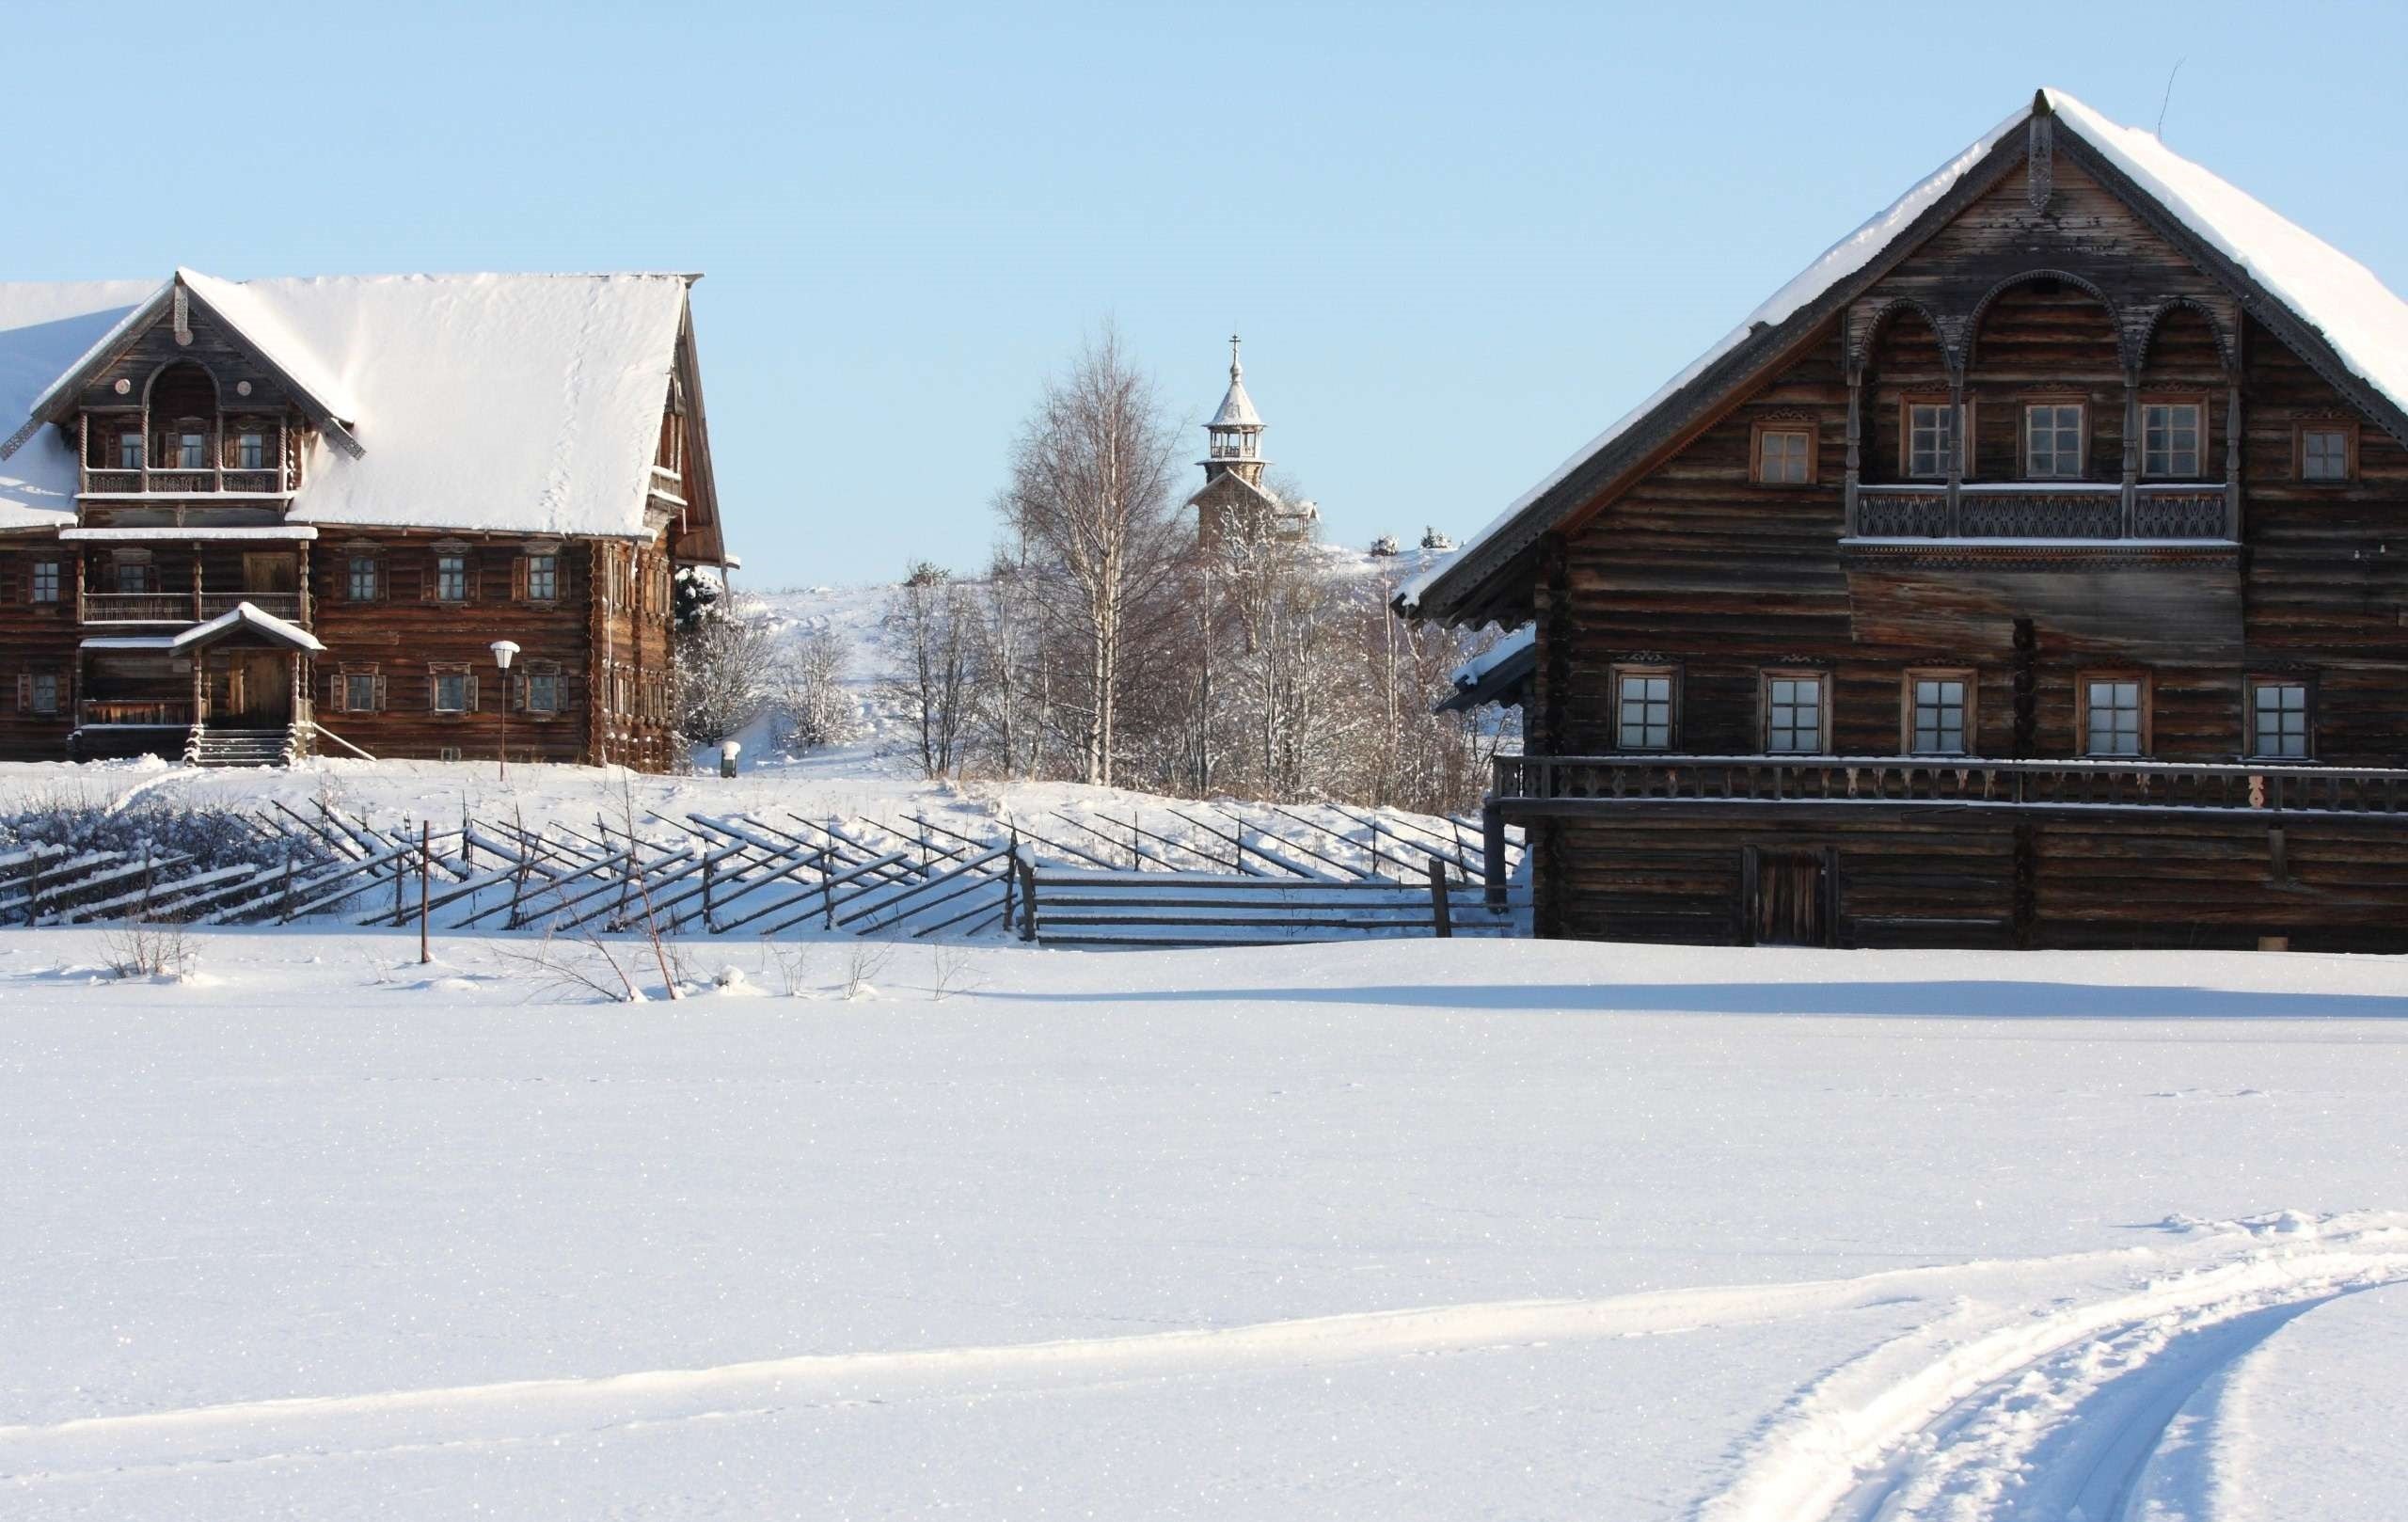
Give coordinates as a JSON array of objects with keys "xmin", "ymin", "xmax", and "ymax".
[
  {"xmin": 2299, "ymin": 424, "xmax": 2355, "ymax": 483},
  {"xmin": 2082, "ymin": 674, "xmax": 2147, "ymax": 757},
  {"xmin": 2024, "ymin": 404, "xmax": 2084, "ymax": 479},
  {"xmin": 346, "ymin": 555, "xmax": 379, "ymax": 601},
  {"xmin": 117, "ymin": 433, "xmax": 142, "ymax": 469},
  {"xmin": 1906, "ymin": 402, "xmax": 1961, "ymax": 480},
  {"xmin": 176, "ymin": 433, "xmax": 207, "ymax": 469},
  {"xmin": 525, "ymin": 553, "xmax": 558, "ymax": 601},
  {"xmin": 436, "ymin": 553, "xmax": 468, "ymax": 602},
  {"xmin": 2142, "ymin": 402, "xmax": 2201, "ymax": 478},
  {"xmin": 236, "ymin": 433, "xmax": 266, "ymax": 469},
  {"xmin": 115, "ymin": 561, "xmax": 153, "ymax": 595},
  {"xmin": 1763, "ymin": 672, "xmax": 1827, "ymax": 753},
  {"xmin": 1753, "ymin": 423, "xmax": 1814, "ymax": 485},
  {"xmin": 1614, "ymin": 667, "xmax": 1675, "ymax": 751},
  {"xmin": 1907, "ymin": 670, "xmax": 1972, "ymax": 755},
  {"xmin": 2249, "ymin": 678, "xmax": 2311, "ymax": 759},
  {"xmin": 28, "ymin": 561, "xmax": 60, "ymax": 604}
]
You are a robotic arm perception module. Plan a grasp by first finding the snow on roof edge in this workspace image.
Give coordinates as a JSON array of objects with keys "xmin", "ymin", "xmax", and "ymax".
[{"xmin": 1403, "ymin": 87, "xmax": 2408, "ymax": 619}]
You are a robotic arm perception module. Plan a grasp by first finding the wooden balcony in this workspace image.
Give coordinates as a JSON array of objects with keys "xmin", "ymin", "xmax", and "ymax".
[
  {"xmin": 1492, "ymin": 754, "xmax": 2408, "ymax": 817},
  {"xmin": 80, "ymin": 467, "xmax": 291, "ymax": 498},
  {"xmin": 81, "ymin": 592, "xmax": 305, "ymax": 625},
  {"xmin": 1848, "ymin": 484, "xmax": 2232, "ymax": 542}
]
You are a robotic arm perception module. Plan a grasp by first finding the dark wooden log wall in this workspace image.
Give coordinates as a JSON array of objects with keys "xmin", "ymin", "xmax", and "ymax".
[
  {"xmin": 0, "ymin": 543, "xmax": 83, "ymax": 754},
  {"xmin": 1547, "ymin": 810, "xmax": 2408, "ymax": 953}
]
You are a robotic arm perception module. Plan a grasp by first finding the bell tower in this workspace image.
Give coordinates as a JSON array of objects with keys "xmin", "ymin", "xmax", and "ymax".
[{"xmin": 1199, "ymin": 335, "xmax": 1266, "ymax": 488}]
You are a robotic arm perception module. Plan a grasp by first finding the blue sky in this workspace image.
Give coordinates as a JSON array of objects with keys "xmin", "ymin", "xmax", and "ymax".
[{"xmin": 8, "ymin": 2, "xmax": 2403, "ymax": 586}]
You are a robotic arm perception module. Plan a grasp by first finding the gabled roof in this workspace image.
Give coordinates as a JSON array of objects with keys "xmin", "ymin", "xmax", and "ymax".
[
  {"xmin": 1435, "ymin": 626, "xmax": 1534, "ymax": 714},
  {"xmin": 1186, "ymin": 467, "xmax": 1288, "ymax": 515},
  {"xmin": 170, "ymin": 601, "xmax": 326, "ymax": 655},
  {"xmin": 0, "ymin": 271, "xmax": 702, "ymax": 545},
  {"xmin": 1402, "ymin": 88, "xmax": 2408, "ymax": 626}
]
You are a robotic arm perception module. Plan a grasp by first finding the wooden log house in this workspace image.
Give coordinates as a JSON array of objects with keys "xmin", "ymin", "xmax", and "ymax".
[
  {"xmin": 0, "ymin": 270, "xmax": 727, "ymax": 769},
  {"xmin": 1407, "ymin": 90, "xmax": 2408, "ymax": 952}
]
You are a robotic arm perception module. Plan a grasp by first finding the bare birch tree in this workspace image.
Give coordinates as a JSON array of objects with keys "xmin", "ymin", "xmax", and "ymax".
[
  {"xmin": 1000, "ymin": 327, "xmax": 1185, "ymax": 786},
  {"xmin": 878, "ymin": 562, "xmax": 977, "ymax": 778}
]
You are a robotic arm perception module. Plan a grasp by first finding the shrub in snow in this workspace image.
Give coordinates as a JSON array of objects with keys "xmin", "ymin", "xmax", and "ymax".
[
  {"xmin": 673, "ymin": 608, "xmax": 774, "ymax": 745},
  {"xmin": 1368, "ymin": 533, "xmax": 1401, "ymax": 558},
  {"xmin": 769, "ymin": 626, "xmax": 863, "ymax": 753}
]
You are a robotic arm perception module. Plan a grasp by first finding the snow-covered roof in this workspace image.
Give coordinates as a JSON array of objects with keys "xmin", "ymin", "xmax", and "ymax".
[
  {"xmin": 1435, "ymin": 626, "xmax": 1535, "ymax": 714},
  {"xmin": 169, "ymin": 601, "xmax": 325, "ymax": 654},
  {"xmin": 0, "ymin": 271, "xmax": 695, "ymax": 543},
  {"xmin": 1209, "ymin": 338, "xmax": 1263, "ymax": 429},
  {"xmin": 1402, "ymin": 87, "xmax": 2408, "ymax": 621},
  {"xmin": 61, "ymin": 525, "xmax": 319, "ymax": 542}
]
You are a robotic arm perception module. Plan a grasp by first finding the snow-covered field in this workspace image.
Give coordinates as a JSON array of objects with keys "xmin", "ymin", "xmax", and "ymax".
[{"xmin": 4, "ymin": 930, "xmax": 2403, "ymax": 1518}]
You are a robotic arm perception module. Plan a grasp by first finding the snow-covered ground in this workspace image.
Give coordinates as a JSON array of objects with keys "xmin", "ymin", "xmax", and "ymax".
[{"xmin": 3, "ymin": 931, "xmax": 2404, "ymax": 1518}]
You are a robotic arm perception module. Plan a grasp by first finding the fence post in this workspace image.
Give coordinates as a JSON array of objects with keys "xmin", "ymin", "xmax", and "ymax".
[
  {"xmin": 821, "ymin": 845, "xmax": 835, "ymax": 930},
  {"xmin": 1017, "ymin": 855, "xmax": 1038, "ymax": 942},
  {"xmin": 393, "ymin": 826, "xmax": 405, "ymax": 925},
  {"xmin": 1427, "ymin": 856, "xmax": 1452, "ymax": 939},
  {"xmin": 1001, "ymin": 845, "xmax": 1016, "ymax": 932},
  {"xmin": 1481, "ymin": 799, "xmax": 1507, "ymax": 912},
  {"xmin": 281, "ymin": 844, "xmax": 295, "ymax": 924},
  {"xmin": 419, "ymin": 820, "xmax": 432, "ymax": 965},
  {"xmin": 702, "ymin": 851, "xmax": 716, "ymax": 933}
]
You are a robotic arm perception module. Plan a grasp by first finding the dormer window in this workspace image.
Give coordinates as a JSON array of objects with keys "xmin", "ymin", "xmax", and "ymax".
[
  {"xmin": 2023, "ymin": 404, "xmax": 2084, "ymax": 479},
  {"xmin": 236, "ymin": 433, "xmax": 265, "ymax": 469},
  {"xmin": 117, "ymin": 433, "xmax": 142, "ymax": 469}
]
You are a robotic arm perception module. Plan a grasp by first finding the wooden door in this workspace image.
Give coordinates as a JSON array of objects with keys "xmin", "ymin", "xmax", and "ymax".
[
  {"xmin": 230, "ymin": 653, "xmax": 290, "ymax": 723},
  {"xmin": 1749, "ymin": 849, "xmax": 1827, "ymax": 946}
]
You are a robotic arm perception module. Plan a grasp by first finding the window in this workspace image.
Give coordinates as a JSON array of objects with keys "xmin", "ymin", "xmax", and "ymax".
[
  {"xmin": 2082, "ymin": 674, "xmax": 2147, "ymax": 757},
  {"xmin": 436, "ymin": 553, "xmax": 468, "ymax": 601},
  {"xmin": 1763, "ymin": 673, "xmax": 1827, "ymax": 753},
  {"xmin": 28, "ymin": 561, "xmax": 59, "ymax": 604},
  {"xmin": 1906, "ymin": 402, "xmax": 1961, "ymax": 480},
  {"xmin": 1613, "ymin": 668, "xmax": 1675, "ymax": 751},
  {"xmin": 1753, "ymin": 423, "xmax": 1814, "ymax": 484},
  {"xmin": 117, "ymin": 433, "xmax": 142, "ymax": 469},
  {"xmin": 1907, "ymin": 671, "xmax": 1972, "ymax": 755},
  {"xmin": 524, "ymin": 669, "xmax": 561, "ymax": 715},
  {"xmin": 2142, "ymin": 402, "xmax": 2201, "ymax": 478},
  {"xmin": 431, "ymin": 668, "xmax": 472, "ymax": 714},
  {"xmin": 115, "ymin": 561, "xmax": 151, "ymax": 595},
  {"xmin": 347, "ymin": 555, "xmax": 379, "ymax": 601},
  {"xmin": 176, "ymin": 433, "xmax": 206, "ymax": 468},
  {"xmin": 28, "ymin": 672, "xmax": 59, "ymax": 716},
  {"xmin": 2249, "ymin": 679, "xmax": 2310, "ymax": 759},
  {"xmin": 236, "ymin": 433, "xmax": 265, "ymax": 469},
  {"xmin": 345, "ymin": 673, "xmax": 378, "ymax": 714},
  {"xmin": 2299, "ymin": 424, "xmax": 2355, "ymax": 483},
  {"xmin": 2024, "ymin": 404, "xmax": 2084, "ymax": 479},
  {"xmin": 526, "ymin": 552, "xmax": 558, "ymax": 601}
]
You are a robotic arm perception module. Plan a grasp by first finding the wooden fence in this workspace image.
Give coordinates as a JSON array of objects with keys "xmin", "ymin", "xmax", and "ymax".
[{"xmin": 1, "ymin": 798, "xmax": 1526, "ymax": 948}]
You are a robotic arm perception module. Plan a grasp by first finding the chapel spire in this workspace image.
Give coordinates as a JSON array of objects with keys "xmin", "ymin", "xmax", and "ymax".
[{"xmin": 1201, "ymin": 334, "xmax": 1267, "ymax": 487}]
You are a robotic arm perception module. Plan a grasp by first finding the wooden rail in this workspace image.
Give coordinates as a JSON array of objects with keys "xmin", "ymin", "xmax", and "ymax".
[
  {"xmin": 1493, "ymin": 754, "xmax": 2408, "ymax": 816},
  {"xmin": 80, "ymin": 591, "xmax": 306, "ymax": 624},
  {"xmin": 1851, "ymin": 483, "xmax": 2229, "ymax": 541}
]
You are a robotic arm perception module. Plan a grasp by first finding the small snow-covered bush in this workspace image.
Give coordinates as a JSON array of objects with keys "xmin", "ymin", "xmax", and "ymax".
[{"xmin": 769, "ymin": 626, "xmax": 863, "ymax": 753}]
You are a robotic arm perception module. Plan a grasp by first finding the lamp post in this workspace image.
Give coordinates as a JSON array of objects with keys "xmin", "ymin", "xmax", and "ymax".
[{"xmin": 489, "ymin": 641, "xmax": 519, "ymax": 780}]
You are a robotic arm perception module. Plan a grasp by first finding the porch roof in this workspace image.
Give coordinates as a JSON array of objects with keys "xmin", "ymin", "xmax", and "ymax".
[{"xmin": 168, "ymin": 601, "xmax": 325, "ymax": 655}]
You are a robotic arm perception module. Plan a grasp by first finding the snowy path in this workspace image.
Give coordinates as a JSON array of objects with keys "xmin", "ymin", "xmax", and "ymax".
[{"xmin": 1703, "ymin": 1214, "xmax": 2408, "ymax": 1522}]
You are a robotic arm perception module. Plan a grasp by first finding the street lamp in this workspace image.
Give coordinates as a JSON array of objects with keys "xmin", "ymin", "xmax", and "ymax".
[{"xmin": 489, "ymin": 641, "xmax": 519, "ymax": 780}]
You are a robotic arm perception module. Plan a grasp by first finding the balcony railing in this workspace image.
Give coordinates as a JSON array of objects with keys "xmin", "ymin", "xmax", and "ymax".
[
  {"xmin": 1493, "ymin": 754, "xmax": 2408, "ymax": 816},
  {"xmin": 79, "ymin": 699, "xmax": 194, "ymax": 727},
  {"xmin": 80, "ymin": 467, "xmax": 290, "ymax": 497},
  {"xmin": 1850, "ymin": 484, "xmax": 2231, "ymax": 542},
  {"xmin": 81, "ymin": 592, "xmax": 305, "ymax": 625}
]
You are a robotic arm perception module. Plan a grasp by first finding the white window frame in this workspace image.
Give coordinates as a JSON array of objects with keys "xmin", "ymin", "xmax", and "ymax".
[
  {"xmin": 2023, "ymin": 402, "xmax": 2085, "ymax": 480},
  {"xmin": 2081, "ymin": 674, "xmax": 2148, "ymax": 758},
  {"xmin": 29, "ymin": 560, "xmax": 60, "ymax": 604},
  {"xmin": 117, "ymin": 432, "xmax": 142, "ymax": 469},
  {"xmin": 176, "ymin": 432, "xmax": 207, "ymax": 469},
  {"xmin": 436, "ymin": 553, "xmax": 468, "ymax": 602},
  {"xmin": 1613, "ymin": 667, "xmax": 1676, "ymax": 752},
  {"xmin": 1761, "ymin": 671, "xmax": 1829, "ymax": 754},
  {"xmin": 1906, "ymin": 669, "xmax": 1973, "ymax": 756},
  {"xmin": 431, "ymin": 670, "xmax": 470, "ymax": 714},
  {"xmin": 1906, "ymin": 402, "xmax": 1961, "ymax": 481},
  {"xmin": 2248, "ymin": 677, "xmax": 2311, "ymax": 760},
  {"xmin": 526, "ymin": 552, "xmax": 558, "ymax": 601},
  {"xmin": 347, "ymin": 555, "xmax": 378, "ymax": 601},
  {"xmin": 344, "ymin": 673, "xmax": 378, "ymax": 714},
  {"xmin": 235, "ymin": 432, "xmax": 266, "ymax": 469},
  {"xmin": 2141, "ymin": 401, "xmax": 2202, "ymax": 479}
]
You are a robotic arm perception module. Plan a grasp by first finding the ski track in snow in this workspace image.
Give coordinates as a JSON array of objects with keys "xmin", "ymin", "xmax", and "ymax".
[
  {"xmin": 8, "ymin": 1214, "xmax": 2402, "ymax": 1507},
  {"xmin": 1697, "ymin": 1212, "xmax": 2408, "ymax": 1522}
]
